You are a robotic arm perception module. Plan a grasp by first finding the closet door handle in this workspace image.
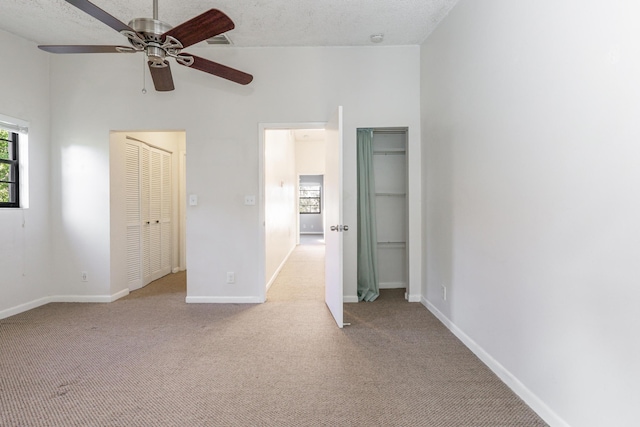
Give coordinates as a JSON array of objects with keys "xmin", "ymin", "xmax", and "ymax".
[
  {"xmin": 156, "ymin": 220, "xmax": 160, "ymax": 224},
  {"xmin": 146, "ymin": 221, "xmax": 150, "ymax": 225}
]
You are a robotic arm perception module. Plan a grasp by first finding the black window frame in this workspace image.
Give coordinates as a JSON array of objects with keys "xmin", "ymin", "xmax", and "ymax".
[
  {"xmin": 299, "ymin": 184, "xmax": 321, "ymax": 214},
  {"xmin": 0, "ymin": 129, "xmax": 20, "ymax": 208}
]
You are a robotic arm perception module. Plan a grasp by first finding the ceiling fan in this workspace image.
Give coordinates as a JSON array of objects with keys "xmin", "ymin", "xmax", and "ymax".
[{"xmin": 38, "ymin": 0, "xmax": 253, "ymax": 91}]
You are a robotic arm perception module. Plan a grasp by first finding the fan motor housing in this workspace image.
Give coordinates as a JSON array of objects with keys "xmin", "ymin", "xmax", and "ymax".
[
  {"xmin": 128, "ymin": 17, "xmax": 172, "ymax": 41},
  {"xmin": 127, "ymin": 18, "xmax": 174, "ymax": 66}
]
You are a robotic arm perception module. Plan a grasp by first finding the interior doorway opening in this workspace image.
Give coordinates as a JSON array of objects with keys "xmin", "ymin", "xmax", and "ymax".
[
  {"xmin": 262, "ymin": 126, "xmax": 327, "ymax": 296},
  {"xmin": 356, "ymin": 127, "xmax": 408, "ymax": 301},
  {"xmin": 260, "ymin": 107, "xmax": 343, "ymax": 327}
]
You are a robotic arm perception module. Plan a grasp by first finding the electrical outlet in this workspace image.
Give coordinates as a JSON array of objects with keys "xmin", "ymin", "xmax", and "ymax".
[
  {"xmin": 226, "ymin": 272, "xmax": 235, "ymax": 284},
  {"xmin": 81, "ymin": 271, "xmax": 88, "ymax": 282},
  {"xmin": 441, "ymin": 284, "xmax": 447, "ymax": 301}
]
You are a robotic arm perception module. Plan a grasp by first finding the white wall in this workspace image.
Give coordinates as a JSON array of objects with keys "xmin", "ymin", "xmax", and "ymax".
[
  {"xmin": 0, "ymin": 30, "xmax": 52, "ymax": 318},
  {"xmin": 264, "ymin": 129, "xmax": 296, "ymax": 287},
  {"xmin": 46, "ymin": 45, "xmax": 421, "ymax": 304},
  {"xmin": 421, "ymin": 1, "xmax": 640, "ymax": 425},
  {"xmin": 296, "ymin": 138, "xmax": 326, "ymax": 175}
]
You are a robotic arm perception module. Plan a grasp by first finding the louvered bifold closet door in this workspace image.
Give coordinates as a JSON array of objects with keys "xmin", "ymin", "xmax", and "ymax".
[
  {"xmin": 125, "ymin": 142, "xmax": 143, "ymax": 291},
  {"xmin": 141, "ymin": 144, "xmax": 152, "ymax": 285},
  {"xmin": 149, "ymin": 149, "xmax": 163, "ymax": 282},
  {"xmin": 160, "ymin": 151, "xmax": 172, "ymax": 276}
]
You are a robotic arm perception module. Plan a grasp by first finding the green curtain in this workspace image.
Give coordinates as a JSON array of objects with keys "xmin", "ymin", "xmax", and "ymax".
[{"xmin": 357, "ymin": 129, "xmax": 379, "ymax": 302}]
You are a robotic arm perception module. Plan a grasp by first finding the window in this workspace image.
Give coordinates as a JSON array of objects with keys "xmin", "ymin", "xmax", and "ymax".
[
  {"xmin": 0, "ymin": 128, "xmax": 19, "ymax": 208},
  {"xmin": 299, "ymin": 184, "xmax": 321, "ymax": 214}
]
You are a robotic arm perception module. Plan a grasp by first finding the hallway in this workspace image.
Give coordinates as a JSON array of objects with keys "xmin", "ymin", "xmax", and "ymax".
[{"xmin": 267, "ymin": 243, "xmax": 325, "ymax": 302}]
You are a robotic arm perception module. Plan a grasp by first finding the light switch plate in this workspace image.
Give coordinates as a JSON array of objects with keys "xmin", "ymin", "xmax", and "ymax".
[
  {"xmin": 189, "ymin": 194, "xmax": 198, "ymax": 206},
  {"xmin": 244, "ymin": 195, "xmax": 256, "ymax": 205}
]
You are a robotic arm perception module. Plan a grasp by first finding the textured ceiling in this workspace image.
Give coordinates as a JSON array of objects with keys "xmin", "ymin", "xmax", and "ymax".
[{"xmin": 0, "ymin": 0, "xmax": 458, "ymax": 48}]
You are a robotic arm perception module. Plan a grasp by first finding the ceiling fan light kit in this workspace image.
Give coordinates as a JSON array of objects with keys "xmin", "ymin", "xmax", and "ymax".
[{"xmin": 38, "ymin": 0, "xmax": 253, "ymax": 92}]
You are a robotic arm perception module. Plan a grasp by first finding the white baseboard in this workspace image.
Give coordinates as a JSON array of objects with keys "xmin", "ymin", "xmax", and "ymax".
[
  {"xmin": 172, "ymin": 267, "xmax": 180, "ymax": 274},
  {"xmin": 379, "ymin": 281, "xmax": 406, "ymax": 289},
  {"xmin": 422, "ymin": 297, "xmax": 570, "ymax": 427},
  {"xmin": 50, "ymin": 288, "xmax": 130, "ymax": 303},
  {"xmin": 110, "ymin": 288, "xmax": 130, "ymax": 301},
  {"xmin": 185, "ymin": 296, "xmax": 263, "ymax": 304},
  {"xmin": 407, "ymin": 293, "xmax": 422, "ymax": 303},
  {"xmin": 266, "ymin": 244, "xmax": 296, "ymax": 292},
  {"xmin": 0, "ymin": 289, "xmax": 132, "ymax": 320},
  {"xmin": 0, "ymin": 297, "xmax": 51, "ymax": 320},
  {"xmin": 344, "ymin": 295, "xmax": 358, "ymax": 303}
]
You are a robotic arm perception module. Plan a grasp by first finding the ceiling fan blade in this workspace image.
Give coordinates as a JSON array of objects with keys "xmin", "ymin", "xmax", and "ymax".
[
  {"xmin": 148, "ymin": 62, "xmax": 175, "ymax": 92},
  {"xmin": 38, "ymin": 45, "xmax": 133, "ymax": 54},
  {"xmin": 183, "ymin": 55, "xmax": 253, "ymax": 85},
  {"xmin": 162, "ymin": 9, "xmax": 235, "ymax": 49},
  {"xmin": 65, "ymin": 0, "xmax": 136, "ymax": 33}
]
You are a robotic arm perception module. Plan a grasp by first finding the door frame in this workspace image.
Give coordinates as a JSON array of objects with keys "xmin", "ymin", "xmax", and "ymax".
[{"xmin": 258, "ymin": 122, "xmax": 326, "ymax": 303}]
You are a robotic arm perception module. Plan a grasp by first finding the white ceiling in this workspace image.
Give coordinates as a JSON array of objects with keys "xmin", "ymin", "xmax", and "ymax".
[
  {"xmin": 293, "ymin": 129, "xmax": 326, "ymax": 143},
  {"xmin": 0, "ymin": 0, "xmax": 458, "ymax": 48}
]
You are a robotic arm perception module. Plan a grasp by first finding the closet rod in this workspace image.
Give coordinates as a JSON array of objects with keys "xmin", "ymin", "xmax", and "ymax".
[
  {"xmin": 373, "ymin": 150, "xmax": 406, "ymax": 155},
  {"xmin": 372, "ymin": 128, "xmax": 407, "ymax": 134}
]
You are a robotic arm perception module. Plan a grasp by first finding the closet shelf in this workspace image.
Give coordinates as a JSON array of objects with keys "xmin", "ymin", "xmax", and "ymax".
[
  {"xmin": 375, "ymin": 192, "xmax": 406, "ymax": 197},
  {"xmin": 377, "ymin": 241, "xmax": 406, "ymax": 246}
]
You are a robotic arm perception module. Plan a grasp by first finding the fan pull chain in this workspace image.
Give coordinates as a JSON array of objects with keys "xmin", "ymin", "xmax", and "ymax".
[{"xmin": 142, "ymin": 55, "xmax": 147, "ymax": 94}]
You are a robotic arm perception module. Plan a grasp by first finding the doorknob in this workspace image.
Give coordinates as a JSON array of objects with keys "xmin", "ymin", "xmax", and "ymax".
[
  {"xmin": 342, "ymin": 225, "xmax": 349, "ymax": 231},
  {"xmin": 330, "ymin": 225, "xmax": 338, "ymax": 231}
]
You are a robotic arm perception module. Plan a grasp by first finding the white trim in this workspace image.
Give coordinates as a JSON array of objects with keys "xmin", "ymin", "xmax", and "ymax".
[
  {"xmin": 344, "ymin": 295, "xmax": 358, "ymax": 303},
  {"xmin": 379, "ymin": 281, "xmax": 406, "ymax": 289},
  {"xmin": 110, "ymin": 288, "xmax": 130, "ymax": 301},
  {"xmin": 50, "ymin": 289, "xmax": 130, "ymax": 303},
  {"xmin": 407, "ymin": 293, "xmax": 421, "ymax": 303},
  {"xmin": 266, "ymin": 244, "xmax": 296, "ymax": 291},
  {"xmin": 0, "ymin": 289, "xmax": 131, "ymax": 320},
  {"xmin": 186, "ymin": 296, "xmax": 263, "ymax": 304},
  {"xmin": 0, "ymin": 113, "xmax": 28, "ymax": 134},
  {"xmin": 0, "ymin": 297, "xmax": 50, "ymax": 320},
  {"xmin": 422, "ymin": 297, "xmax": 570, "ymax": 427}
]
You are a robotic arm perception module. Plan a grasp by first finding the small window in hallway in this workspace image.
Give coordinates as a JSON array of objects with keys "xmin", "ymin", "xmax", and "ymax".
[{"xmin": 299, "ymin": 184, "xmax": 321, "ymax": 214}]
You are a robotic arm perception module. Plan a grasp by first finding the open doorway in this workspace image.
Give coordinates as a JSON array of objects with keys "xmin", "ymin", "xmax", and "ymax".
[
  {"xmin": 262, "ymin": 126, "xmax": 326, "ymax": 295},
  {"xmin": 260, "ymin": 107, "xmax": 344, "ymax": 327}
]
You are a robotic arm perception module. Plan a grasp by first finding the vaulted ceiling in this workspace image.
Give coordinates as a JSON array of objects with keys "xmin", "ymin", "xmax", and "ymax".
[{"xmin": 0, "ymin": 0, "xmax": 458, "ymax": 48}]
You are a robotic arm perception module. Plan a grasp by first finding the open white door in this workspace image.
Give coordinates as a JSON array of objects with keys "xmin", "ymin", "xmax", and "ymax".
[{"xmin": 324, "ymin": 106, "xmax": 345, "ymax": 328}]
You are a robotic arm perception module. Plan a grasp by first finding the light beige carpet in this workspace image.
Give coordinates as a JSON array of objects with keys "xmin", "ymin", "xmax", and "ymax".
[{"xmin": 0, "ymin": 244, "xmax": 547, "ymax": 426}]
